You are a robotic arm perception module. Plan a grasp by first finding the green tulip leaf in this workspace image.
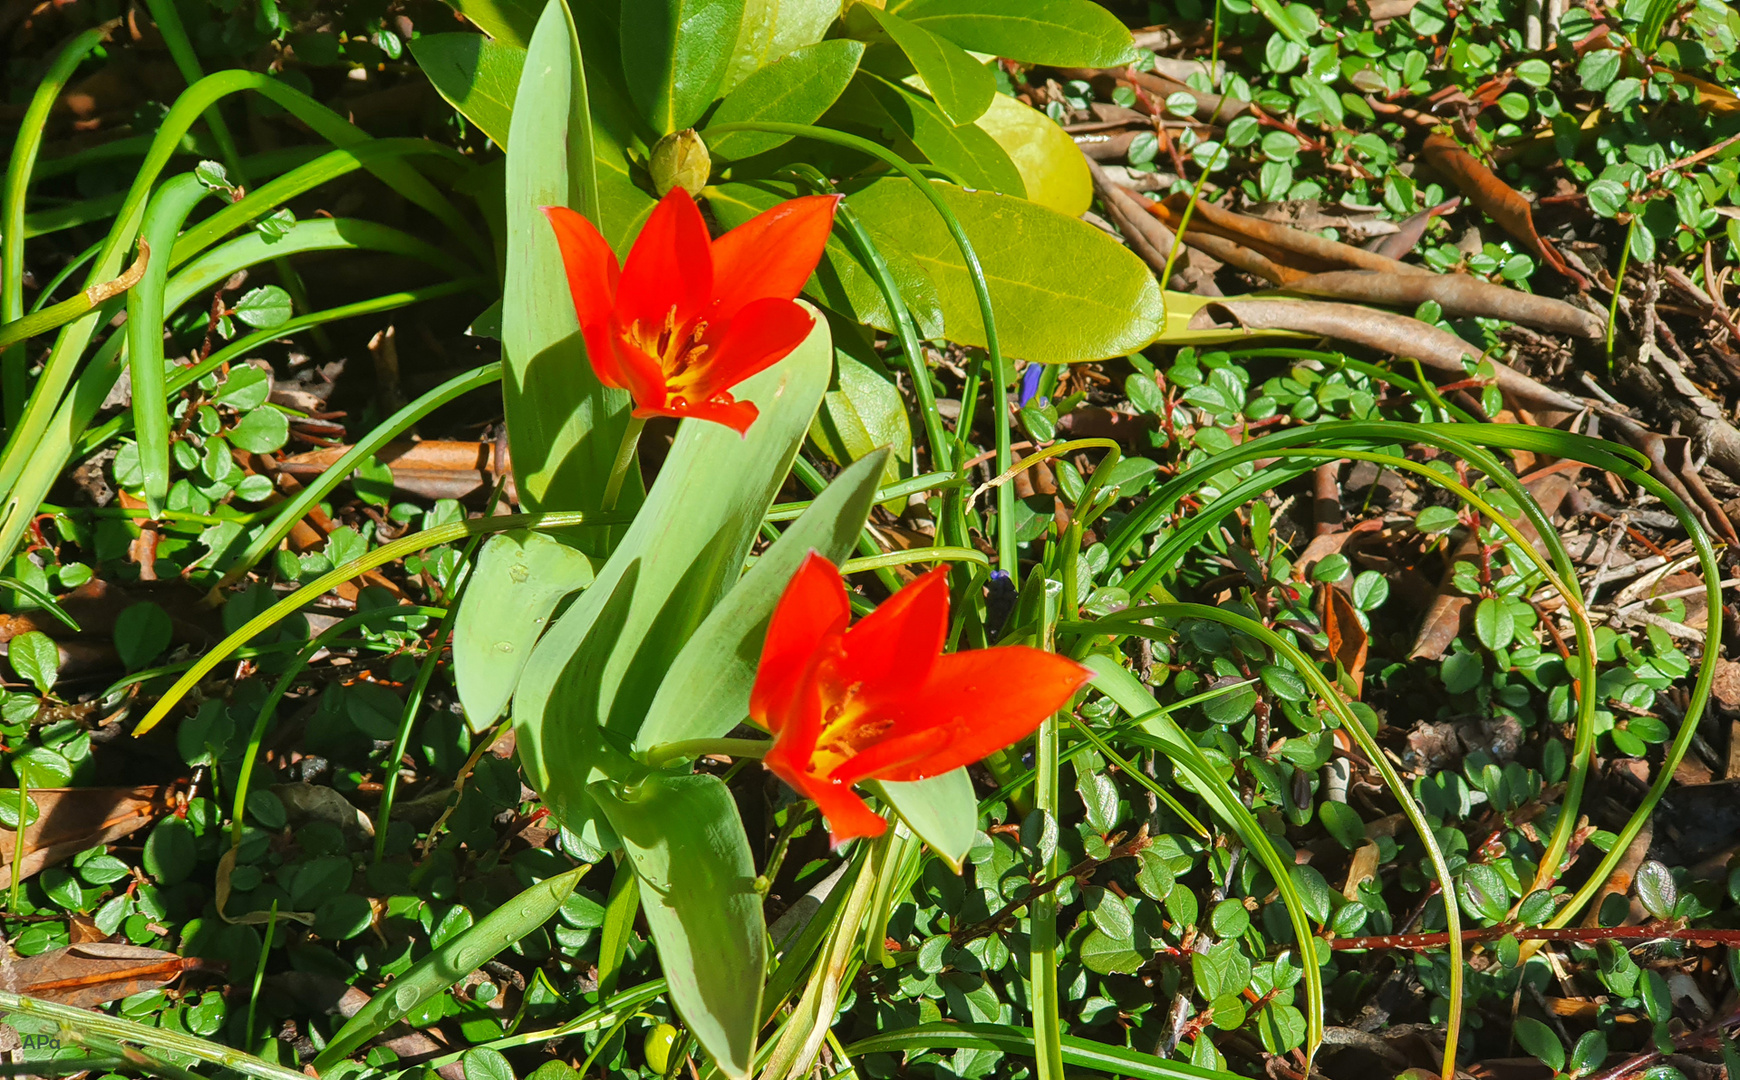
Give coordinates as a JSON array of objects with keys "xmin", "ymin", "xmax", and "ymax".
[
  {"xmin": 635, "ymin": 446, "xmax": 890, "ymax": 750},
  {"xmin": 513, "ymin": 310, "xmax": 832, "ymax": 831},
  {"xmin": 873, "ymin": 769, "xmax": 978, "ymax": 870},
  {"xmin": 452, "ymin": 531, "xmax": 595, "ymax": 732},
  {"xmin": 592, "ymin": 773, "xmax": 764, "ymax": 1079},
  {"xmin": 503, "ymin": 0, "xmax": 641, "ymax": 519}
]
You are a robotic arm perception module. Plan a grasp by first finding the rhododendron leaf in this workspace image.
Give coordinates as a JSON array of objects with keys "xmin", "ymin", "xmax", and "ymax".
[
  {"xmin": 513, "ymin": 310, "xmax": 832, "ymax": 827},
  {"xmin": 707, "ymin": 40, "xmax": 866, "ymax": 160},
  {"xmin": 845, "ymin": 177, "xmax": 1164, "ymax": 362},
  {"xmin": 592, "ymin": 773, "xmax": 763, "ymax": 1078},
  {"xmin": 620, "ymin": 0, "xmax": 748, "ymax": 133},
  {"xmin": 720, "ymin": 0, "xmax": 839, "ymax": 94},
  {"xmin": 636, "ymin": 447, "xmax": 889, "ymax": 750}
]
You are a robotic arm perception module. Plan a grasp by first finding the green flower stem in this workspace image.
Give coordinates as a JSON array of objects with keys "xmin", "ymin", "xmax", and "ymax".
[
  {"xmin": 134, "ymin": 509, "xmax": 618, "ymax": 737},
  {"xmin": 1158, "ymin": 158, "xmax": 1216, "ymax": 307},
  {"xmin": 707, "ymin": 121, "xmax": 1016, "ymax": 572},
  {"xmin": 838, "ymin": 546, "xmax": 987, "ymax": 575},
  {"xmin": 643, "ymin": 738, "xmax": 773, "ymax": 768},
  {"xmin": 602, "ymin": 414, "xmax": 646, "ymax": 512}
]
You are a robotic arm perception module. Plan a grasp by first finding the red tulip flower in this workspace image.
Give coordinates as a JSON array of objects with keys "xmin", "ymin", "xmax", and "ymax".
[
  {"xmin": 750, "ymin": 553, "xmax": 1093, "ymax": 842},
  {"xmin": 542, "ymin": 189, "xmax": 840, "ymax": 434}
]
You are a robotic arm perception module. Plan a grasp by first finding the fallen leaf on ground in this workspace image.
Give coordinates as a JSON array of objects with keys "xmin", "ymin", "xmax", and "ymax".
[
  {"xmin": 1421, "ymin": 132, "xmax": 1588, "ymax": 287},
  {"xmin": 0, "ymin": 786, "xmax": 169, "ymax": 890},
  {"xmin": 0, "ymin": 943, "xmax": 217, "ymax": 1007}
]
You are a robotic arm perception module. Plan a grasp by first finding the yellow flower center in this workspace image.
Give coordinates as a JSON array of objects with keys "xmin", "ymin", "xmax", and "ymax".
[{"xmin": 624, "ymin": 309, "xmax": 710, "ymax": 397}]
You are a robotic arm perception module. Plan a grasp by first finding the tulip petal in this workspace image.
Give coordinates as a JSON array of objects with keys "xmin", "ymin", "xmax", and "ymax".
[
  {"xmin": 606, "ymin": 316, "xmax": 672, "ymax": 408},
  {"xmin": 874, "ymin": 647, "xmax": 1092, "ymax": 782},
  {"xmin": 662, "ymin": 395, "xmax": 761, "ymax": 435},
  {"xmin": 838, "ymin": 566, "xmax": 947, "ymax": 707},
  {"xmin": 750, "ymin": 552, "xmax": 849, "ymax": 735},
  {"xmin": 617, "ymin": 189, "xmax": 713, "ymax": 340},
  {"xmin": 681, "ymin": 298, "xmax": 814, "ymax": 404},
  {"xmin": 828, "ymin": 726, "xmax": 952, "ymax": 788},
  {"xmin": 542, "ymin": 206, "xmax": 624, "ymax": 386},
  {"xmin": 797, "ymin": 773, "xmax": 888, "ymax": 843},
  {"xmin": 709, "ymin": 194, "xmax": 841, "ymax": 323}
]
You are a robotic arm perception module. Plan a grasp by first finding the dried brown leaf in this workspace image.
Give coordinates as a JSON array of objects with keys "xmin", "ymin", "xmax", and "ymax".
[
  {"xmin": 0, "ymin": 786, "xmax": 168, "ymax": 890},
  {"xmin": 1420, "ymin": 132, "xmax": 1587, "ymax": 286}
]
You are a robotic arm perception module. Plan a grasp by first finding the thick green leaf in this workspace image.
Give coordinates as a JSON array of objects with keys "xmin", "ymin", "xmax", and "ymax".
[
  {"xmin": 312, "ymin": 866, "xmax": 584, "ymax": 1071},
  {"xmin": 636, "ymin": 447, "xmax": 888, "ymax": 750},
  {"xmin": 592, "ymin": 773, "xmax": 764, "ymax": 1079},
  {"xmin": 873, "ymin": 770, "xmax": 977, "ymax": 869},
  {"xmin": 975, "ymin": 91, "xmax": 1091, "ymax": 216},
  {"xmin": 620, "ymin": 0, "xmax": 748, "ymax": 133},
  {"xmin": 513, "ymin": 312, "xmax": 832, "ymax": 829},
  {"xmin": 706, "ymin": 180, "xmax": 945, "ymax": 339},
  {"xmin": 453, "ymin": 531, "xmax": 594, "ymax": 732},
  {"xmin": 858, "ymin": 4, "xmax": 994, "ymax": 126},
  {"xmin": 411, "ymin": 33, "xmax": 525, "ymax": 148},
  {"xmin": 848, "ymin": 177, "xmax": 1162, "ymax": 362},
  {"xmin": 810, "ymin": 347, "xmax": 909, "ymax": 510},
  {"xmin": 503, "ymin": 0, "xmax": 635, "ymax": 518},
  {"xmin": 830, "ymin": 72, "xmax": 1024, "ymax": 196},
  {"xmin": 569, "ymin": 0, "xmax": 661, "ymax": 252},
  {"xmin": 439, "ymin": 0, "xmax": 541, "ymax": 46},
  {"xmin": 706, "ymin": 40, "xmax": 866, "ymax": 160},
  {"xmin": 904, "ymin": 0, "xmax": 1139, "ymax": 67},
  {"xmin": 720, "ymin": 0, "xmax": 839, "ymax": 93}
]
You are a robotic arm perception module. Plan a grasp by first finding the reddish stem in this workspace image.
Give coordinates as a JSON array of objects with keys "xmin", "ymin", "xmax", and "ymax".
[{"xmin": 1329, "ymin": 920, "xmax": 1740, "ymax": 951}]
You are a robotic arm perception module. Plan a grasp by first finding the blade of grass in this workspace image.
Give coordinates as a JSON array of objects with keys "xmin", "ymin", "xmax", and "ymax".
[
  {"xmin": 1080, "ymin": 605, "xmax": 1461, "ymax": 1077},
  {"xmin": 215, "ymin": 363, "xmax": 504, "ymax": 588},
  {"xmin": 0, "ymin": 992, "xmax": 308, "ymax": 1080},
  {"xmin": 0, "ymin": 68, "xmax": 482, "ymax": 524},
  {"xmin": 127, "ymin": 174, "xmax": 215, "ymax": 515},
  {"xmin": 374, "ymin": 512, "xmax": 498, "ymax": 861},
  {"xmin": 0, "ymin": 218, "xmax": 475, "ymax": 562},
  {"xmin": 77, "ymin": 279, "xmax": 481, "ymax": 454},
  {"xmin": 131, "ymin": 509, "xmax": 622, "ymax": 737},
  {"xmin": 843, "ymin": 1021, "xmax": 1240, "ymax": 1080},
  {"xmin": 1, "ymin": 20, "xmax": 117, "ymax": 428},
  {"xmin": 310, "ymin": 865, "xmax": 587, "ymax": 1071}
]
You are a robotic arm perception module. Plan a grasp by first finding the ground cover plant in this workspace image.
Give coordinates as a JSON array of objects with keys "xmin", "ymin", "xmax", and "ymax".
[{"xmin": 0, "ymin": 0, "xmax": 1738, "ymax": 1078}]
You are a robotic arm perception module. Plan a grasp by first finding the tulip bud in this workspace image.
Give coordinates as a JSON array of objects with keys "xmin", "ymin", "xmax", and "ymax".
[{"xmin": 650, "ymin": 130, "xmax": 710, "ymax": 198}]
